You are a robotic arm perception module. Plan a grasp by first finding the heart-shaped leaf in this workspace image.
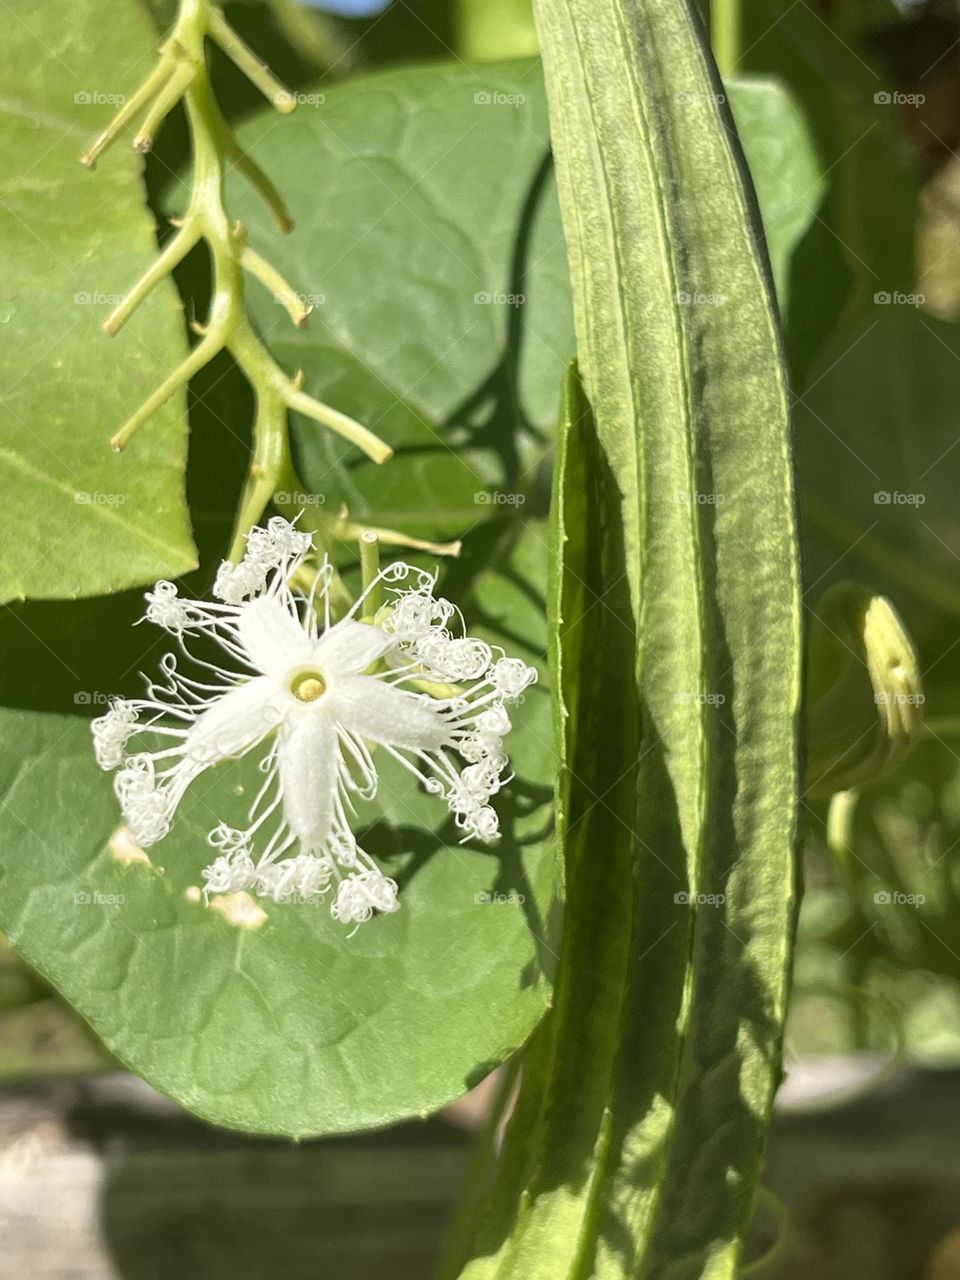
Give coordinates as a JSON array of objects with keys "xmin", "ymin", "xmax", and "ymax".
[
  {"xmin": 0, "ymin": 520, "xmax": 557, "ymax": 1136},
  {"xmin": 0, "ymin": 0, "xmax": 196, "ymax": 603},
  {"xmin": 227, "ymin": 59, "xmax": 574, "ymax": 539}
]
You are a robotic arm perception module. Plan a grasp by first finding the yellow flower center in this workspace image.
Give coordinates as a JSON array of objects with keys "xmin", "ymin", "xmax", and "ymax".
[{"xmin": 290, "ymin": 670, "xmax": 327, "ymax": 703}]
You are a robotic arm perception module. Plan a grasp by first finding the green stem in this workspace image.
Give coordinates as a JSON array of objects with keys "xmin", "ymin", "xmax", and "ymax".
[
  {"xmin": 103, "ymin": 221, "xmax": 202, "ymax": 336},
  {"xmin": 206, "ymin": 4, "xmax": 296, "ymax": 111},
  {"xmin": 240, "ymin": 243, "xmax": 311, "ymax": 326},
  {"xmin": 359, "ymin": 530, "xmax": 382, "ymax": 619},
  {"xmin": 133, "ymin": 55, "xmax": 198, "ymax": 153},
  {"xmin": 228, "ymin": 383, "xmax": 292, "ymax": 560},
  {"xmin": 111, "ymin": 325, "xmax": 225, "ymax": 450},
  {"xmin": 336, "ymin": 517, "xmax": 461, "ymax": 558},
  {"xmin": 218, "ymin": 125, "xmax": 294, "ymax": 232},
  {"xmin": 825, "ymin": 788, "xmax": 860, "ymax": 893},
  {"xmin": 80, "ymin": 53, "xmax": 177, "ymax": 168},
  {"xmin": 710, "ymin": 0, "xmax": 740, "ymax": 78},
  {"xmin": 285, "ymin": 384, "xmax": 393, "ymax": 464}
]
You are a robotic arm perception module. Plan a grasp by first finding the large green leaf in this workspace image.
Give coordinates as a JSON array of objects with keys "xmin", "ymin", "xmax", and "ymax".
[
  {"xmin": 0, "ymin": 522, "xmax": 557, "ymax": 1136},
  {"xmin": 0, "ymin": 55, "xmax": 573, "ymax": 1138},
  {"xmin": 225, "ymin": 59, "xmax": 573, "ymax": 542},
  {"xmin": 218, "ymin": 63, "xmax": 818, "ymax": 546},
  {"xmin": 735, "ymin": 1, "xmax": 960, "ymax": 675},
  {"xmin": 131, "ymin": 54, "xmax": 818, "ymax": 572},
  {"xmin": 0, "ymin": 0, "xmax": 196, "ymax": 603},
  {"xmin": 458, "ymin": 0, "xmax": 802, "ymax": 1275},
  {"xmin": 725, "ymin": 75, "xmax": 824, "ymax": 308}
]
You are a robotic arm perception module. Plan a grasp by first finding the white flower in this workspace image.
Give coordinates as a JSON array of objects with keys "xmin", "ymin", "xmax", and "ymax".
[{"xmin": 91, "ymin": 518, "xmax": 536, "ymax": 929}]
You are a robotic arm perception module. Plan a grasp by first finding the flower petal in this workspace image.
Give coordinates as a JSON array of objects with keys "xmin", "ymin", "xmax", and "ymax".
[
  {"xmin": 184, "ymin": 677, "xmax": 284, "ymax": 764},
  {"xmin": 330, "ymin": 676, "xmax": 452, "ymax": 752},
  {"xmin": 277, "ymin": 711, "xmax": 340, "ymax": 845},
  {"xmin": 315, "ymin": 618, "xmax": 397, "ymax": 677},
  {"xmin": 237, "ymin": 596, "xmax": 314, "ymax": 678}
]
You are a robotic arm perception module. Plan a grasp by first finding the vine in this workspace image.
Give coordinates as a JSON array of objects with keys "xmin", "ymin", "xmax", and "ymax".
[{"xmin": 81, "ymin": 0, "xmax": 457, "ymax": 567}]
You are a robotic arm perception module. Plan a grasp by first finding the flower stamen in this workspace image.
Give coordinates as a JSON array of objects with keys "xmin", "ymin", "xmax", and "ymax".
[{"xmin": 290, "ymin": 670, "xmax": 327, "ymax": 703}]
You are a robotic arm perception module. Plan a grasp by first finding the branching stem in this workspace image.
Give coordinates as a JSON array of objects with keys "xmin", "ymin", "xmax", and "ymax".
[{"xmin": 82, "ymin": 0, "xmax": 395, "ymax": 559}]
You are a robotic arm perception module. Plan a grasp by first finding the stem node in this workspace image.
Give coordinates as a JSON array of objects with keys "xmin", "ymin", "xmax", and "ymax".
[{"xmin": 84, "ymin": 0, "xmax": 396, "ymax": 530}]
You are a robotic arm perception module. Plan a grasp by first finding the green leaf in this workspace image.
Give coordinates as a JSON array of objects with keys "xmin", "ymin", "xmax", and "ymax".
[
  {"xmin": 0, "ymin": 0, "xmax": 196, "ymax": 604},
  {"xmin": 0, "ymin": 524, "xmax": 558, "ymax": 1137},
  {"xmin": 738, "ymin": 0, "xmax": 917, "ymax": 379},
  {"xmin": 798, "ymin": 310, "xmax": 960, "ymax": 657},
  {"xmin": 736, "ymin": 5, "xmax": 960, "ymax": 703},
  {"xmin": 222, "ymin": 62, "xmax": 816, "ymax": 548},
  {"xmin": 457, "ymin": 0, "xmax": 803, "ymax": 1275},
  {"xmin": 226, "ymin": 59, "xmax": 574, "ymax": 540},
  {"xmin": 726, "ymin": 75, "xmax": 824, "ymax": 308}
]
